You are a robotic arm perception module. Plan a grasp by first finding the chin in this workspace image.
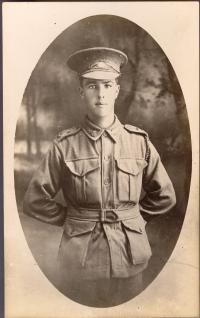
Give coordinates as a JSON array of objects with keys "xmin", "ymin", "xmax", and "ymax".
[
  {"xmin": 94, "ymin": 110, "xmax": 109, "ymax": 116},
  {"xmin": 97, "ymin": 113, "xmax": 110, "ymax": 119}
]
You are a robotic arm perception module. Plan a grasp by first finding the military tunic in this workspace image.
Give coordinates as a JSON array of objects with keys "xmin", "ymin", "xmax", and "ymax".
[{"xmin": 23, "ymin": 116, "xmax": 176, "ymax": 282}]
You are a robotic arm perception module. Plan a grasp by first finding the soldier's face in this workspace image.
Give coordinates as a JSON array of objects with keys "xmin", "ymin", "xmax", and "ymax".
[{"xmin": 79, "ymin": 78, "xmax": 120, "ymax": 121}]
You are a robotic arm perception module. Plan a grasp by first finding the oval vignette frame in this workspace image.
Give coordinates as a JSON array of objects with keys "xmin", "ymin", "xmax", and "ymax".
[{"xmin": 14, "ymin": 15, "xmax": 192, "ymax": 307}]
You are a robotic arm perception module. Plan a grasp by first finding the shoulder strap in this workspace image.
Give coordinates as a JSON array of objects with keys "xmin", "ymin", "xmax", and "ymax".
[
  {"xmin": 56, "ymin": 127, "xmax": 81, "ymax": 141},
  {"xmin": 124, "ymin": 124, "xmax": 148, "ymax": 137}
]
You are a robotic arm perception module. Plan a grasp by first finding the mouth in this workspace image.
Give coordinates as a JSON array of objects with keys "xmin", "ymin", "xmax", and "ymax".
[{"xmin": 95, "ymin": 103, "xmax": 107, "ymax": 106}]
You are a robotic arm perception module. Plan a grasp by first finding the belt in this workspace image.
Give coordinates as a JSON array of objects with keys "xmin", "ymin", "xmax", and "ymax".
[{"xmin": 66, "ymin": 205, "xmax": 140, "ymax": 223}]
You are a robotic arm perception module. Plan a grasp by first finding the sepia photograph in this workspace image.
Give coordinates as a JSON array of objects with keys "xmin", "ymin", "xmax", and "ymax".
[{"xmin": 4, "ymin": 2, "xmax": 199, "ymax": 317}]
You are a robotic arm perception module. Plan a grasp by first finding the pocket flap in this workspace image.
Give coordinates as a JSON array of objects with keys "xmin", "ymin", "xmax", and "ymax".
[
  {"xmin": 122, "ymin": 218, "xmax": 152, "ymax": 265},
  {"xmin": 122, "ymin": 219, "xmax": 143, "ymax": 234},
  {"xmin": 64, "ymin": 219, "xmax": 96, "ymax": 237},
  {"xmin": 116, "ymin": 159, "xmax": 147, "ymax": 176},
  {"xmin": 65, "ymin": 158, "xmax": 100, "ymax": 176}
]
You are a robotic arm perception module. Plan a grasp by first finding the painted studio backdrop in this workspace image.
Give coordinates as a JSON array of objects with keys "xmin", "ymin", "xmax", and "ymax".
[{"xmin": 14, "ymin": 15, "xmax": 191, "ymax": 299}]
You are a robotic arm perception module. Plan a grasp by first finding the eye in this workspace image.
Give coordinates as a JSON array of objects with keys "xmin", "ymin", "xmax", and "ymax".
[
  {"xmin": 104, "ymin": 83, "xmax": 112, "ymax": 88},
  {"xmin": 88, "ymin": 84, "xmax": 96, "ymax": 89}
]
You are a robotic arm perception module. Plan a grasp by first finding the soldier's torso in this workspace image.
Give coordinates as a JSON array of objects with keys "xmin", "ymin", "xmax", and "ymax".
[
  {"xmin": 55, "ymin": 120, "xmax": 152, "ymax": 280},
  {"xmin": 56, "ymin": 122, "xmax": 148, "ymax": 210}
]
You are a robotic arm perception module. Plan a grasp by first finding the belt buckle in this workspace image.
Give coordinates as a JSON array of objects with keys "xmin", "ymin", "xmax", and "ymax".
[
  {"xmin": 101, "ymin": 209, "xmax": 118, "ymax": 223},
  {"xmin": 100, "ymin": 209, "xmax": 106, "ymax": 222}
]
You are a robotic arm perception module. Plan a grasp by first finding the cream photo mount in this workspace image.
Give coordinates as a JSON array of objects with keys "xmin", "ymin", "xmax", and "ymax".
[{"xmin": 3, "ymin": 2, "xmax": 199, "ymax": 318}]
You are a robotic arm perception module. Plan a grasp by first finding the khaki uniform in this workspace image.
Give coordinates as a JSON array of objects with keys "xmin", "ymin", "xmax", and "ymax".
[{"xmin": 24, "ymin": 116, "xmax": 176, "ymax": 285}]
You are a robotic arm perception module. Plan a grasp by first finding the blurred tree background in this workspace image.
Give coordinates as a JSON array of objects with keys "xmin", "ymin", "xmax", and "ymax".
[{"xmin": 14, "ymin": 15, "xmax": 191, "ymax": 292}]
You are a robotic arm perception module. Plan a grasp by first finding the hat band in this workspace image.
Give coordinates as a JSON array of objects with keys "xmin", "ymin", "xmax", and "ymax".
[
  {"xmin": 80, "ymin": 70, "xmax": 120, "ymax": 80},
  {"xmin": 81, "ymin": 68, "xmax": 120, "ymax": 75}
]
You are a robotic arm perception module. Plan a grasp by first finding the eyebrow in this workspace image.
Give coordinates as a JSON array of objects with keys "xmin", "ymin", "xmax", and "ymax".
[{"xmin": 84, "ymin": 80, "xmax": 115, "ymax": 84}]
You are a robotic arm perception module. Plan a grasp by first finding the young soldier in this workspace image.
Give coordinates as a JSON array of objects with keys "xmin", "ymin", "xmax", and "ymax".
[{"xmin": 23, "ymin": 47, "xmax": 176, "ymax": 307}]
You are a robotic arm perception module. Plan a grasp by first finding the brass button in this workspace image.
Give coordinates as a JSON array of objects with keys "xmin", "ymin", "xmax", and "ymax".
[
  {"xmin": 104, "ymin": 178, "xmax": 110, "ymax": 185},
  {"xmin": 103, "ymin": 132, "xmax": 107, "ymax": 137}
]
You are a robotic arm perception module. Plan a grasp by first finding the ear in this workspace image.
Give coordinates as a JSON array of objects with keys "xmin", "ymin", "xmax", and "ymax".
[{"xmin": 79, "ymin": 87, "xmax": 84, "ymax": 98}]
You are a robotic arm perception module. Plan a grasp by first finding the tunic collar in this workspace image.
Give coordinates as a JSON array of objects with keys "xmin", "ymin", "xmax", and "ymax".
[{"xmin": 82, "ymin": 115, "xmax": 123, "ymax": 142}]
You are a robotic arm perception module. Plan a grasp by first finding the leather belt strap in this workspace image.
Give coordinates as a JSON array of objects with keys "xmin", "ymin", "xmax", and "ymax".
[{"xmin": 67, "ymin": 205, "xmax": 140, "ymax": 223}]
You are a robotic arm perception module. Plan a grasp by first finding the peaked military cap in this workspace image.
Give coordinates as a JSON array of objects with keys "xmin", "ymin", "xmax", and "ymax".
[{"xmin": 67, "ymin": 47, "xmax": 128, "ymax": 80}]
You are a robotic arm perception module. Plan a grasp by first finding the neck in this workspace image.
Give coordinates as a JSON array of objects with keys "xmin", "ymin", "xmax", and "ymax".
[{"xmin": 88, "ymin": 114, "xmax": 115, "ymax": 129}]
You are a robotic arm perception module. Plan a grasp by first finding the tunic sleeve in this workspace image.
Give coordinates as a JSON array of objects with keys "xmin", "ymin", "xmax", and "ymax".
[
  {"xmin": 23, "ymin": 140, "xmax": 67, "ymax": 226},
  {"xmin": 140, "ymin": 140, "xmax": 176, "ymax": 216}
]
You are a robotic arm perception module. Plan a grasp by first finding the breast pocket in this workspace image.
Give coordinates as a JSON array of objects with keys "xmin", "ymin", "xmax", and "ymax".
[
  {"xmin": 116, "ymin": 158, "xmax": 147, "ymax": 202},
  {"xmin": 122, "ymin": 217, "xmax": 152, "ymax": 265},
  {"xmin": 64, "ymin": 158, "xmax": 101, "ymax": 204}
]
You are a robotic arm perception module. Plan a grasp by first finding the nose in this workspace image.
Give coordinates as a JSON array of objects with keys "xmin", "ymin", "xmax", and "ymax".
[{"xmin": 97, "ymin": 85, "xmax": 105, "ymax": 99}]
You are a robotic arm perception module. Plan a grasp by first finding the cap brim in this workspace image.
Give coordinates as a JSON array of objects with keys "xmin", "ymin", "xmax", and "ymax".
[
  {"xmin": 81, "ymin": 70, "xmax": 120, "ymax": 80},
  {"xmin": 67, "ymin": 47, "xmax": 128, "ymax": 75}
]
